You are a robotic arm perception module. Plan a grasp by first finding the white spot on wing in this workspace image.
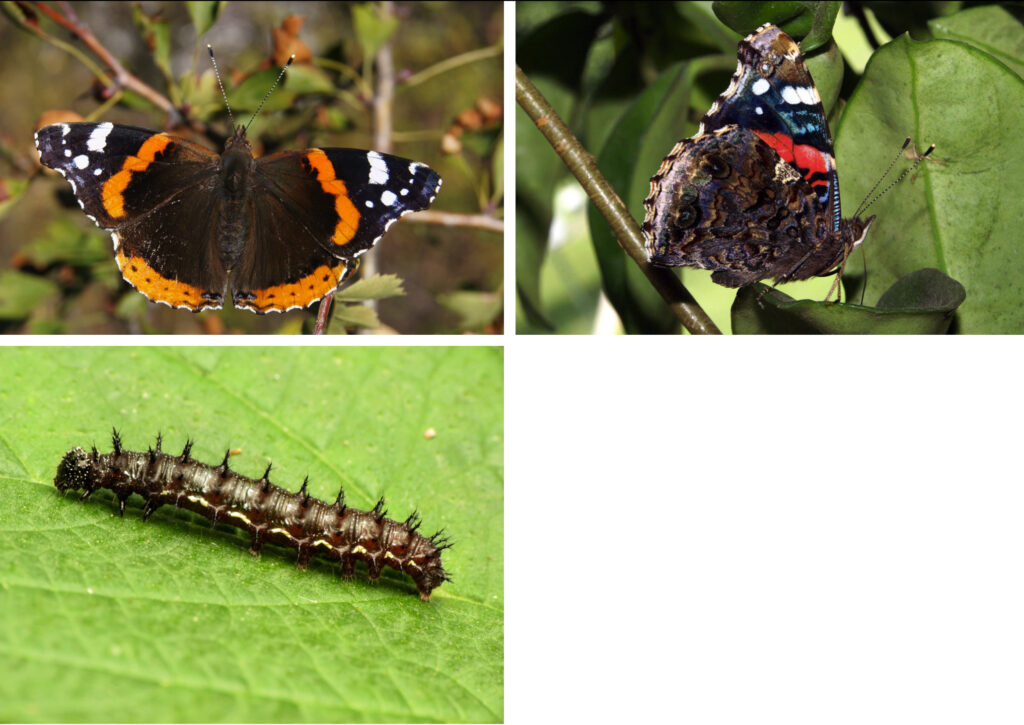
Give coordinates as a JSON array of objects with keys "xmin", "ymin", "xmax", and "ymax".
[
  {"xmin": 380, "ymin": 190, "xmax": 397, "ymax": 206},
  {"xmin": 73, "ymin": 155, "xmax": 89, "ymax": 169},
  {"xmin": 87, "ymin": 122, "xmax": 114, "ymax": 152},
  {"xmin": 797, "ymin": 86, "xmax": 817, "ymax": 105},
  {"xmin": 781, "ymin": 86, "xmax": 801, "ymax": 105},
  {"xmin": 367, "ymin": 151, "xmax": 388, "ymax": 184},
  {"xmin": 751, "ymin": 78, "xmax": 770, "ymax": 96}
]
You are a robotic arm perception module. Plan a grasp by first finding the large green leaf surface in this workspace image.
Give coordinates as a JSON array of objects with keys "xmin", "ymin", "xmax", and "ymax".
[
  {"xmin": 0, "ymin": 347, "xmax": 503, "ymax": 723},
  {"xmin": 836, "ymin": 21, "xmax": 1024, "ymax": 332}
]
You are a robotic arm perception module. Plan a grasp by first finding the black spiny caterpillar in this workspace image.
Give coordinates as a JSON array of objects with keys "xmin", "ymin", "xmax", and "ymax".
[{"xmin": 54, "ymin": 430, "xmax": 451, "ymax": 600}]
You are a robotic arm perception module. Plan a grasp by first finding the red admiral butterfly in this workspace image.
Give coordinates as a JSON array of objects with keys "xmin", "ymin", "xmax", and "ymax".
[
  {"xmin": 54, "ymin": 430, "xmax": 452, "ymax": 601},
  {"xmin": 35, "ymin": 60, "xmax": 441, "ymax": 313},
  {"xmin": 643, "ymin": 24, "xmax": 872, "ymax": 289}
]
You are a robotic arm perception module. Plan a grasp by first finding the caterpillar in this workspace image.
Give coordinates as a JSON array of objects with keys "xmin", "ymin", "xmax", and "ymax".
[{"xmin": 54, "ymin": 430, "xmax": 451, "ymax": 601}]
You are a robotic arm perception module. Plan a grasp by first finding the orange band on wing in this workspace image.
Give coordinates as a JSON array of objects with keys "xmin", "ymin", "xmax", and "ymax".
[
  {"xmin": 102, "ymin": 134, "xmax": 174, "ymax": 218},
  {"xmin": 303, "ymin": 150, "xmax": 361, "ymax": 247},
  {"xmin": 116, "ymin": 249, "xmax": 218, "ymax": 311},
  {"xmin": 239, "ymin": 262, "xmax": 353, "ymax": 313}
]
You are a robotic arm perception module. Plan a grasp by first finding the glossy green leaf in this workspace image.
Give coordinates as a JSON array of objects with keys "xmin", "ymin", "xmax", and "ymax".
[
  {"xmin": 588, "ymin": 62, "xmax": 698, "ymax": 334},
  {"xmin": 712, "ymin": 0, "xmax": 840, "ymax": 51},
  {"xmin": 837, "ymin": 28, "xmax": 1024, "ymax": 332},
  {"xmin": 732, "ymin": 269, "xmax": 965, "ymax": 333},
  {"xmin": 516, "ymin": 8, "xmax": 608, "ymax": 332},
  {"xmin": 929, "ymin": 6, "xmax": 1024, "ymax": 79}
]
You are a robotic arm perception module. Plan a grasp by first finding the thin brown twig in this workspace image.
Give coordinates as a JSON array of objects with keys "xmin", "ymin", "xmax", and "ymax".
[
  {"xmin": 319, "ymin": 0, "xmax": 398, "ymax": 335},
  {"xmin": 37, "ymin": 2, "xmax": 179, "ymax": 119},
  {"xmin": 412, "ymin": 210, "xmax": 503, "ymax": 234},
  {"xmin": 403, "ymin": 45, "xmax": 503, "ymax": 88},
  {"xmin": 366, "ymin": 0, "xmax": 396, "ymax": 322}
]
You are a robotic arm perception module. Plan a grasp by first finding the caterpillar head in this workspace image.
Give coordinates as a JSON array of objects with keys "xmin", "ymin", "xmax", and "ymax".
[{"xmin": 54, "ymin": 447, "xmax": 95, "ymax": 493}]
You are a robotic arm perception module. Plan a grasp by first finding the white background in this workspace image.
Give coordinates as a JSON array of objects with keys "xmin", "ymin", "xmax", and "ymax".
[{"xmin": 506, "ymin": 337, "xmax": 1024, "ymax": 723}]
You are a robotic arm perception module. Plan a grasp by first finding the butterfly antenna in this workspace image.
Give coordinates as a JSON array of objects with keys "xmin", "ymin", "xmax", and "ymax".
[
  {"xmin": 852, "ymin": 138, "xmax": 909, "ymax": 219},
  {"xmin": 853, "ymin": 138, "xmax": 936, "ymax": 220},
  {"xmin": 207, "ymin": 46, "xmax": 235, "ymax": 129},
  {"xmin": 245, "ymin": 54, "xmax": 295, "ymax": 132}
]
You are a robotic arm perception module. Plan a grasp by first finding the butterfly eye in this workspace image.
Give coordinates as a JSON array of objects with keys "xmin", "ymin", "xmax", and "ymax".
[{"xmin": 759, "ymin": 60, "xmax": 773, "ymax": 76}]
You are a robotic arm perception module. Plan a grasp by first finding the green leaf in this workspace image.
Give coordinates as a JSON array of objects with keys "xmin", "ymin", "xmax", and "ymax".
[
  {"xmin": 712, "ymin": 0, "xmax": 841, "ymax": 51},
  {"xmin": 876, "ymin": 267, "xmax": 967, "ymax": 312},
  {"xmin": 280, "ymin": 63, "xmax": 338, "ymax": 95},
  {"xmin": 837, "ymin": 28, "xmax": 1024, "ymax": 332},
  {"xmin": 352, "ymin": 3, "xmax": 399, "ymax": 62},
  {"xmin": 438, "ymin": 290, "xmax": 503, "ymax": 331},
  {"xmin": 228, "ymin": 67, "xmax": 296, "ymax": 113},
  {"xmin": 334, "ymin": 274, "xmax": 405, "ymax": 302},
  {"xmin": 0, "ymin": 347, "xmax": 503, "ymax": 723},
  {"xmin": 587, "ymin": 62, "xmax": 693, "ymax": 334},
  {"xmin": 132, "ymin": 5, "xmax": 172, "ymax": 84},
  {"xmin": 19, "ymin": 219, "xmax": 109, "ymax": 268},
  {"xmin": 185, "ymin": 1, "xmax": 224, "ymax": 38},
  {"xmin": 0, "ymin": 270, "xmax": 59, "ymax": 320},
  {"xmin": 732, "ymin": 269, "xmax": 965, "ymax": 334},
  {"xmin": 330, "ymin": 302, "xmax": 380, "ymax": 330},
  {"xmin": 515, "ymin": 9, "xmax": 607, "ymax": 332},
  {"xmin": 930, "ymin": 6, "xmax": 1024, "ymax": 79},
  {"xmin": 0, "ymin": 178, "xmax": 28, "ymax": 221}
]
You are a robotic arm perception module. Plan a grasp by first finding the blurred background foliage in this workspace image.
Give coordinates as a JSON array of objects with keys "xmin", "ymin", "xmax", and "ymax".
[{"xmin": 1, "ymin": 1, "xmax": 503, "ymax": 334}]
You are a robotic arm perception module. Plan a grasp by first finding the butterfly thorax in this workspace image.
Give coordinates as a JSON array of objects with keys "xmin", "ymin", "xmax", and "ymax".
[{"xmin": 217, "ymin": 126, "xmax": 257, "ymax": 269}]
